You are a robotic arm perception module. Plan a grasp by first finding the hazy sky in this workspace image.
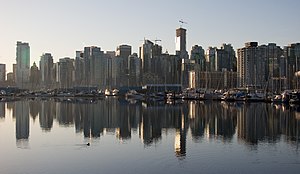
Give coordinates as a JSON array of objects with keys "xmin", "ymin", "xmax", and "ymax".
[{"xmin": 0, "ymin": 0, "xmax": 299, "ymax": 72}]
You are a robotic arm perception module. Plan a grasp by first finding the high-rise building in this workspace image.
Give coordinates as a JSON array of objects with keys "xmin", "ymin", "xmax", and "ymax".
[
  {"xmin": 259, "ymin": 43, "xmax": 283, "ymax": 92},
  {"xmin": 215, "ymin": 44, "xmax": 236, "ymax": 72},
  {"xmin": 7, "ymin": 72, "xmax": 14, "ymax": 85},
  {"xmin": 56, "ymin": 57, "xmax": 74, "ymax": 88},
  {"xmin": 16, "ymin": 41, "xmax": 30, "ymax": 88},
  {"xmin": 284, "ymin": 43, "xmax": 300, "ymax": 89},
  {"xmin": 105, "ymin": 51, "xmax": 123, "ymax": 88},
  {"xmin": 128, "ymin": 53, "xmax": 141, "ymax": 86},
  {"xmin": 75, "ymin": 51, "xmax": 84, "ymax": 86},
  {"xmin": 206, "ymin": 47, "xmax": 217, "ymax": 71},
  {"xmin": 0, "ymin": 64, "xmax": 6, "ymax": 82},
  {"xmin": 150, "ymin": 44, "xmax": 163, "ymax": 76},
  {"xmin": 30, "ymin": 62, "xmax": 40, "ymax": 90},
  {"xmin": 139, "ymin": 39, "xmax": 163, "ymax": 79},
  {"xmin": 40, "ymin": 53, "xmax": 54, "ymax": 87},
  {"xmin": 237, "ymin": 42, "xmax": 266, "ymax": 88},
  {"xmin": 95, "ymin": 53, "xmax": 109, "ymax": 88},
  {"xmin": 116, "ymin": 45, "xmax": 132, "ymax": 58},
  {"xmin": 181, "ymin": 59, "xmax": 195, "ymax": 88},
  {"xmin": 141, "ymin": 53, "xmax": 181, "ymax": 85},
  {"xmin": 116, "ymin": 45, "xmax": 132, "ymax": 86},
  {"xmin": 152, "ymin": 44, "xmax": 162, "ymax": 58},
  {"xmin": 190, "ymin": 45, "xmax": 206, "ymax": 71},
  {"xmin": 139, "ymin": 40, "xmax": 153, "ymax": 74},
  {"xmin": 13, "ymin": 64, "xmax": 17, "ymax": 84},
  {"xmin": 83, "ymin": 46, "xmax": 104, "ymax": 86},
  {"xmin": 116, "ymin": 45, "xmax": 132, "ymax": 71},
  {"xmin": 176, "ymin": 27, "xmax": 188, "ymax": 59}
]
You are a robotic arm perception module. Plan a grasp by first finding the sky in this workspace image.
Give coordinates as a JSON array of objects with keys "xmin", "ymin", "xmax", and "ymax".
[{"xmin": 0, "ymin": 0, "xmax": 299, "ymax": 72}]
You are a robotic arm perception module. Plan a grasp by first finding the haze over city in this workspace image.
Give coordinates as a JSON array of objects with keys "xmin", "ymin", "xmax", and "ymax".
[{"xmin": 1, "ymin": 0, "xmax": 299, "ymax": 72}]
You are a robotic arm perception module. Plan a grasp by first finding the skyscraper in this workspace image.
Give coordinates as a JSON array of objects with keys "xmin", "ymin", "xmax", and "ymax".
[
  {"xmin": 128, "ymin": 53, "xmax": 141, "ymax": 86},
  {"xmin": 259, "ymin": 43, "xmax": 283, "ymax": 92},
  {"xmin": 30, "ymin": 62, "xmax": 40, "ymax": 90},
  {"xmin": 176, "ymin": 27, "xmax": 188, "ymax": 59},
  {"xmin": 40, "ymin": 53, "xmax": 54, "ymax": 87},
  {"xmin": 0, "ymin": 64, "xmax": 6, "ymax": 83},
  {"xmin": 140, "ymin": 39, "xmax": 154, "ymax": 74},
  {"xmin": 116, "ymin": 45, "xmax": 132, "ymax": 86},
  {"xmin": 56, "ymin": 57, "xmax": 74, "ymax": 89},
  {"xmin": 83, "ymin": 46, "xmax": 104, "ymax": 86},
  {"xmin": 190, "ymin": 45, "xmax": 206, "ymax": 71},
  {"xmin": 284, "ymin": 43, "xmax": 300, "ymax": 89},
  {"xmin": 215, "ymin": 44, "xmax": 236, "ymax": 72},
  {"xmin": 237, "ymin": 42, "xmax": 266, "ymax": 88},
  {"xmin": 75, "ymin": 51, "xmax": 84, "ymax": 86},
  {"xmin": 206, "ymin": 47, "xmax": 217, "ymax": 72},
  {"xmin": 16, "ymin": 41, "xmax": 30, "ymax": 88},
  {"xmin": 116, "ymin": 44, "xmax": 132, "ymax": 71}
]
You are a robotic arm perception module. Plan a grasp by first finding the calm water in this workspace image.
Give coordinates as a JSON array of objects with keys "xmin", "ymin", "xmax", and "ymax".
[{"xmin": 0, "ymin": 98, "xmax": 299, "ymax": 174}]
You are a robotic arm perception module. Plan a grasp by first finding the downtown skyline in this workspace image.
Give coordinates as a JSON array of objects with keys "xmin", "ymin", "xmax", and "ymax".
[{"xmin": 1, "ymin": 0, "xmax": 300, "ymax": 72}]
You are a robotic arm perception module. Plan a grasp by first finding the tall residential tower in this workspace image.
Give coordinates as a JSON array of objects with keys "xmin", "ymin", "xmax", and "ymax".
[{"xmin": 16, "ymin": 41, "xmax": 30, "ymax": 88}]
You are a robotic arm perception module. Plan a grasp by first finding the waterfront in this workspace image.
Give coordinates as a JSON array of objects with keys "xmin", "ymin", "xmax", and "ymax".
[{"xmin": 0, "ymin": 98, "xmax": 299, "ymax": 174}]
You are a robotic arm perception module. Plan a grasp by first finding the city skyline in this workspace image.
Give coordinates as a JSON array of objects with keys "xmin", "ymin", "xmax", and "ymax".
[{"xmin": 1, "ymin": 0, "xmax": 300, "ymax": 72}]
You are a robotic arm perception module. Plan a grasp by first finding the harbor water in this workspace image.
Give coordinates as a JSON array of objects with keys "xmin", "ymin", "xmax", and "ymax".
[{"xmin": 0, "ymin": 97, "xmax": 299, "ymax": 174}]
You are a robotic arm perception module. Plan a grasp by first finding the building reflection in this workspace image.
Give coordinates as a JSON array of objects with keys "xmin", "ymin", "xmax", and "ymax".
[
  {"xmin": 29, "ymin": 99, "xmax": 41, "ymax": 121},
  {"xmin": 174, "ymin": 112, "xmax": 187, "ymax": 159},
  {"xmin": 3, "ymin": 98, "xmax": 300, "ymax": 157},
  {"xmin": 40, "ymin": 100, "xmax": 55, "ymax": 131},
  {"xmin": 189, "ymin": 101, "xmax": 237, "ymax": 142},
  {"xmin": 15, "ymin": 101, "xmax": 29, "ymax": 141},
  {"xmin": 0, "ymin": 102, "xmax": 5, "ymax": 118},
  {"xmin": 237, "ymin": 103, "xmax": 300, "ymax": 145}
]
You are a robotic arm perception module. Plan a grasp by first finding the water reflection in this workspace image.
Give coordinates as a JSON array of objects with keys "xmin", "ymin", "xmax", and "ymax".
[
  {"xmin": 0, "ymin": 102, "xmax": 5, "ymax": 118},
  {"xmin": 16, "ymin": 101, "xmax": 29, "ymax": 140},
  {"xmin": 2, "ymin": 98, "xmax": 300, "ymax": 157}
]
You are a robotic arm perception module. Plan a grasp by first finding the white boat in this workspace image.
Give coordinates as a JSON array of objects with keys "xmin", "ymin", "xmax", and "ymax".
[
  {"xmin": 105, "ymin": 89, "xmax": 112, "ymax": 96},
  {"xmin": 111, "ymin": 89, "xmax": 119, "ymax": 96}
]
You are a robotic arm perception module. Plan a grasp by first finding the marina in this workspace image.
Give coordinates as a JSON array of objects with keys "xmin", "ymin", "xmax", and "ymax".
[{"xmin": 2, "ymin": 86, "xmax": 300, "ymax": 105}]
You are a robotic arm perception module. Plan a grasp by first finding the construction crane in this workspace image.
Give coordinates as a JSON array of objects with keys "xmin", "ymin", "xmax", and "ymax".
[
  {"xmin": 139, "ymin": 38, "xmax": 162, "ymax": 45},
  {"xmin": 179, "ymin": 20, "xmax": 187, "ymax": 28},
  {"xmin": 152, "ymin": 39, "xmax": 162, "ymax": 45}
]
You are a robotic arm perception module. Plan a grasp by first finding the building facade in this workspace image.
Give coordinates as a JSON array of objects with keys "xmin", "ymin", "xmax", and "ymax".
[
  {"xmin": 0, "ymin": 64, "xmax": 5, "ymax": 83},
  {"xmin": 176, "ymin": 27, "xmax": 188, "ymax": 59},
  {"xmin": 30, "ymin": 62, "xmax": 40, "ymax": 90},
  {"xmin": 128, "ymin": 53, "xmax": 141, "ymax": 86},
  {"xmin": 237, "ymin": 42, "xmax": 266, "ymax": 88},
  {"xmin": 139, "ymin": 39, "xmax": 154, "ymax": 74},
  {"xmin": 206, "ymin": 47, "xmax": 217, "ymax": 72},
  {"xmin": 116, "ymin": 44, "xmax": 132, "ymax": 72},
  {"xmin": 40, "ymin": 53, "xmax": 54, "ymax": 87},
  {"xmin": 56, "ymin": 58, "xmax": 74, "ymax": 89},
  {"xmin": 260, "ymin": 43, "xmax": 283, "ymax": 92},
  {"xmin": 116, "ymin": 45, "xmax": 132, "ymax": 86},
  {"xmin": 16, "ymin": 41, "xmax": 30, "ymax": 88},
  {"xmin": 190, "ymin": 45, "xmax": 206, "ymax": 72},
  {"xmin": 75, "ymin": 51, "xmax": 84, "ymax": 86},
  {"xmin": 284, "ymin": 43, "xmax": 300, "ymax": 89},
  {"xmin": 215, "ymin": 44, "xmax": 236, "ymax": 72}
]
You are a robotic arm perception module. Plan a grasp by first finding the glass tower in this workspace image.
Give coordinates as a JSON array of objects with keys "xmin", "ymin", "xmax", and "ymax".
[{"xmin": 16, "ymin": 41, "xmax": 30, "ymax": 88}]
